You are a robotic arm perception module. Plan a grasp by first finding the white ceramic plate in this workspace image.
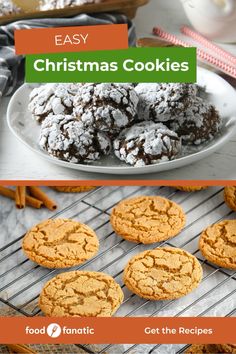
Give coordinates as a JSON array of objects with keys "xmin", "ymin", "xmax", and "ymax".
[{"xmin": 7, "ymin": 67, "xmax": 236, "ymax": 175}]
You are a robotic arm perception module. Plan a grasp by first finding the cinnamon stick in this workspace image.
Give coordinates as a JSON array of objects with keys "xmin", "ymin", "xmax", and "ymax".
[
  {"xmin": 29, "ymin": 186, "xmax": 57, "ymax": 211},
  {"xmin": 15, "ymin": 186, "xmax": 26, "ymax": 209},
  {"xmin": 6, "ymin": 344, "xmax": 37, "ymax": 353},
  {"xmin": 26, "ymin": 195, "xmax": 43, "ymax": 209},
  {"xmin": 0, "ymin": 187, "xmax": 43, "ymax": 209}
]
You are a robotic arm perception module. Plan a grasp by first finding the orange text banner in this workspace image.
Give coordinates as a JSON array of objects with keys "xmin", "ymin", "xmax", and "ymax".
[
  {"xmin": 0, "ymin": 317, "xmax": 235, "ymax": 344},
  {"xmin": 14, "ymin": 24, "xmax": 129, "ymax": 55}
]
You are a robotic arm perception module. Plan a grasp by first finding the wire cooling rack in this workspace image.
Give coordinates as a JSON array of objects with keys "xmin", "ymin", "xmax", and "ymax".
[{"xmin": 0, "ymin": 186, "xmax": 235, "ymax": 354}]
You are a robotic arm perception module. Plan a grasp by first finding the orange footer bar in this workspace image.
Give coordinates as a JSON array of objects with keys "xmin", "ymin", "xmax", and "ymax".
[{"xmin": 0, "ymin": 317, "xmax": 235, "ymax": 344}]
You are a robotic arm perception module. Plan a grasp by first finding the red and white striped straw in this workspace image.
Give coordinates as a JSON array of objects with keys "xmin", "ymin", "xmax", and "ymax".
[
  {"xmin": 181, "ymin": 25, "xmax": 236, "ymax": 66},
  {"xmin": 153, "ymin": 27, "xmax": 236, "ymax": 79}
]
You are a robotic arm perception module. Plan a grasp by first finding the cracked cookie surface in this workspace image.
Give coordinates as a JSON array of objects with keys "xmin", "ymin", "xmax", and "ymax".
[
  {"xmin": 218, "ymin": 344, "xmax": 236, "ymax": 353},
  {"xmin": 28, "ymin": 83, "xmax": 80, "ymax": 123},
  {"xmin": 176, "ymin": 186, "xmax": 208, "ymax": 192},
  {"xmin": 224, "ymin": 186, "xmax": 236, "ymax": 212},
  {"xmin": 22, "ymin": 219, "xmax": 99, "ymax": 268},
  {"xmin": 39, "ymin": 0, "xmax": 99, "ymax": 11},
  {"xmin": 113, "ymin": 121, "xmax": 181, "ymax": 167},
  {"xmin": 39, "ymin": 114, "xmax": 111, "ymax": 163},
  {"xmin": 110, "ymin": 196, "xmax": 186, "ymax": 244},
  {"xmin": 135, "ymin": 83, "xmax": 197, "ymax": 122},
  {"xmin": 52, "ymin": 186, "xmax": 95, "ymax": 193},
  {"xmin": 168, "ymin": 97, "xmax": 221, "ymax": 145},
  {"xmin": 199, "ymin": 220, "xmax": 236, "ymax": 269},
  {"xmin": 39, "ymin": 271, "xmax": 124, "ymax": 317},
  {"xmin": 123, "ymin": 247, "xmax": 202, "ymax": 300},
  {"xmin": 0, "ymin": 0, "xmax": 21, "ymax": 16},
  {"xmin": 73, "ymin": 83, "xmax": 139, "ymax": 135}
]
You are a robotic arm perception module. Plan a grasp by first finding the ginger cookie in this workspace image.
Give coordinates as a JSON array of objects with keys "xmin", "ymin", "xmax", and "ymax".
[
  {"xmin": 185, "ymin": 344, "xmax": 221, "ymax": 353},
  {"xmin": 123, "ymin": 247, "xmax": 202, "ymax": 300},
  {"xmin": 52, "ymin": 186, "xmax": 95, "ymax": 193},
  {"xmin": 218, "ymin": 344, "xmax": 236, "ymax": 353},
  {"xmin": 110, "ymin": 196, "xmax": 186, "ymax": 244},
  {"xmin": 224, "ymin": 186, "xmax": 236, "ymax": 212},
  {"xmin": 22, "ymin": 219, "xmax": 99, "ymax": 268},
  {"xmin": 176, "ymin": 186, "xmax": 208, "ymax": 192},
  {"xmin": 199, "ymin": 220, "xmax": 236, "ymax": 270},
  {"xmin": 39, "ymin": 271, "xmax": 124, "ymax": 317}
]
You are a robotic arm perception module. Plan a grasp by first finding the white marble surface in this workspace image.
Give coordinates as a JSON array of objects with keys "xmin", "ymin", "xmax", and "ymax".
[
  {"xmin": 0, "ymin": 187, "xmax": 235, "ymax": 354},
  {"xmin": 0, "ymin": 0, "xmax": 236, "ymax": 180}
]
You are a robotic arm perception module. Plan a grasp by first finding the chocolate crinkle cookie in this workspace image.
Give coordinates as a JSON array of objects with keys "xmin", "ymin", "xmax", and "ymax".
[
  {"xmin": 135, "ymin": 83, "xmax": 197, "ymax": 122},
  {"xmin": 39, "ymin": 0, "xmax": 100, "ymax": 11},
  {"xmin": 29, "ymin": 83, "xmax": 80, "ymax": 123},
  {"xmin": 73, "ymin": 83, "xmax": 139, "ymax": 135},
  {"xmin": 114, "ymin": 121, "xmax": 181, "ymax": 167},
  {"xmin": 168, "ymin": 97, "xmax": 221, "ymax": 145},
  {"xmin": 39, "ymin": 115, "xmax": 111, "ymax": 163},
  {"xmin": 0, "ymin": 0, "xmax": 21, "ymax": 16}
]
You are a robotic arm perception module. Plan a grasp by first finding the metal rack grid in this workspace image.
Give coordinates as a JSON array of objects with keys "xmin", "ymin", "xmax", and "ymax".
[{"xmin": 0, "ymin": 186, "xmax": 235, "ymax": 354}]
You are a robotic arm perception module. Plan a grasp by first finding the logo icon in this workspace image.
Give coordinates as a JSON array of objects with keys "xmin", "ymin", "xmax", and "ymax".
[{"xmin": 47, "ymin": 323, "xmax": 62, "ymax": 338}]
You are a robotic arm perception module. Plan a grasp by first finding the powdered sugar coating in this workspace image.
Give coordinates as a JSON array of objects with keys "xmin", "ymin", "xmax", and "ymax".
[
  {"xmin": 135, "ymin": 83, "xmax": 198, "ymax": 122},
  {"xmin": 73, "ymin": 83, "xmax": 139, "ymax": 134},
  {"xmin": 39, "ymin": 0, "xmax": 100, "ymax": 10},
  {"xmin": 168, "ymin": 97, "xmax": 221, "ymax": 145},
  {"xmin": 0, "ymin": 0, "xmax": 21, "ymax": 16},
  {"xmin": 29, "ymin": 83, "xmax": 81, "ymax": 123},
  {"xmin": 114, "ymin": 121, "xmax": 182, "ymax": 167},
  {"xmin": 39, "ymin": 115, "xmax": 111, "ymax": 163}
]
